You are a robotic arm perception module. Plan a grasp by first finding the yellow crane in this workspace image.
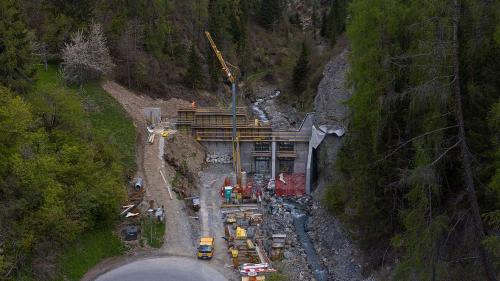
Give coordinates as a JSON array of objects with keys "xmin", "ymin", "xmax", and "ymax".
[
  {"xmin": 204, "ymin": 31, "xmax": 241, "ymax": 175},
  {"xmin": 204, "ymin": 31, "xmax": 235, "ymax": 84}
]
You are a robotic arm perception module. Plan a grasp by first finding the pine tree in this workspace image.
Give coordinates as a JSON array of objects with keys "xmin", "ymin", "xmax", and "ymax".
[
  {"xmin": 185, "ymin": 44, "xmax": 204, "ymax": 89},
  {"xmin": 0, "ymin": 0, "xmax": 35, "ymax": 93},
  {"xmin": 258, "ymin": 0, "xmax": 282, "ymax": 30},
  {"xmin": 235, "ymin": 0, "xmax": 251, "ymax": 76},
  {"xmin": 312, "ymin": 3, "xmax": 318, "ymax": 40},
  {"xmin": 320, "ymin": 9, "xmax": 328, "ymax": 38},
  {"xmin": 207, "ymin": 0, "xmax": 231, "ymax": 88},
  {"xmin": 321, "ymin": 0, "xmax": 348, "ymax": 44},
  {"xmin": 292, "ymin": 42, "xmax": 310, "ymax": 97}
]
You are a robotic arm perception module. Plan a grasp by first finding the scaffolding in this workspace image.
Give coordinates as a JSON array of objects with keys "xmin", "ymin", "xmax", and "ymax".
[{"xmin": 176, "ymin": 106, "xmax": 309, "ymax": 143}]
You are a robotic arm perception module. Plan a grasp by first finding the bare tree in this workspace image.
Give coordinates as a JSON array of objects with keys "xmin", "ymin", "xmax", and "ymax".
[
  {"xmin": 117, "ymin": 20, "xmax": 143, "ymax": 88},
  {"xmin": 61, "ymin": 23, "xmax": 115, "ymax": 85}
]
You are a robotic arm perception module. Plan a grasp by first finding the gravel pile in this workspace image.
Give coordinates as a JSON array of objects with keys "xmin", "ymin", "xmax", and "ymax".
[{"xmin": 205, "ymin": 153, "xmax": 232, "ymax": 164}]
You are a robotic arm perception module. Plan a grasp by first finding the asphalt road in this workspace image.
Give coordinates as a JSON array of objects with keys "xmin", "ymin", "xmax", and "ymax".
[{"xmin": 95, "ymin": 257, "xmax": 228, "ymax": 281}]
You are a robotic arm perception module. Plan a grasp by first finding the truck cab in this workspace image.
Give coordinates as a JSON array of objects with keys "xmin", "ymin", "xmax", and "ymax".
[{"xmin": 197, "ymin": 237, "xmax": 214, "ymax": 259}]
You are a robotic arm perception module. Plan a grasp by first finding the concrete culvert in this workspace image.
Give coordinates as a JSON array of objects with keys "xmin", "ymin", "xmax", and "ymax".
[{"xmin": 134, "ymin": 177, "xmax": 143, "ymax": 191}]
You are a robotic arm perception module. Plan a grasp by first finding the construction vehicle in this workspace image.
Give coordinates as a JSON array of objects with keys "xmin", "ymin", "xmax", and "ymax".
[
  {"xmin": 197, "ymin": 236, "xmax": 215, "ymax": 259},
  {"xmin": 204, "ymin": 31, "xmax": 241, "ymax": 175}
]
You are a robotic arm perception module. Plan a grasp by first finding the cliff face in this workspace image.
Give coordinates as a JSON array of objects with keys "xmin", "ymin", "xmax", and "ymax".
[
  {"xmin": 308, "ymin": 48, "xmax": 374, "ymax": 281},
  {"xmin": 313, "ymin": 48, "xmax": 351, "ymax": 189},
  {"xmin": 314, "ymin": 48, "xmax": 351, "ymax": 128}
]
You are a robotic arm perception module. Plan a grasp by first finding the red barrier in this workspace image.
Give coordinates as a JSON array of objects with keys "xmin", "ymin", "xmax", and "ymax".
[{"xmin": 275, "ymin": 173, "xmax": 306, "ymax": 197}]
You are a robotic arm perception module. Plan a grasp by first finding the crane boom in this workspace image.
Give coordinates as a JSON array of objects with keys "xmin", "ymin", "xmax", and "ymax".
[
  {"xmin": 204, "ymin": 31, "xmax": 240, "ymax": 175},
  {"xmin": 204, "ymin": 31, "xmax": 235, "ymax": 84}
]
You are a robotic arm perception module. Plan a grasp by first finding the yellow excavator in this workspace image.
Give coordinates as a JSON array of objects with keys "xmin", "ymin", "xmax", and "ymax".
[{"xmin": 204, "ymin": 31, "xmax": 241, "ymax": 175}]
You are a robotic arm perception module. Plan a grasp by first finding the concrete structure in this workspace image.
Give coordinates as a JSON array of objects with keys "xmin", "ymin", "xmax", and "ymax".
[
  {"xmin": 176, "ymin": 107, "xmax": 314, "ymax": 193},
  {"xmin": 143, "ymin": 107, "xmax": 161, "ymax": 125}
]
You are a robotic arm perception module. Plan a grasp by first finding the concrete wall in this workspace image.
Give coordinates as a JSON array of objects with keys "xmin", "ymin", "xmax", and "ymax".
[
  {"xmin": 202, "ymin": 140, "xmax": 311, "ymax": 180},
  {"xmin": 239, "ymin": 142, "xmax": 253, "ymax": 173},
  {"xmin": 293, "ymin": 141, "xmax": 309, "ymax": 174},
  {"xmin": 143, "ymin": 107, "xmax": 161, "ymax": 125},
  {"xmin": 202, "ymin": 142, "xmax": 232, "ymax": 155}
]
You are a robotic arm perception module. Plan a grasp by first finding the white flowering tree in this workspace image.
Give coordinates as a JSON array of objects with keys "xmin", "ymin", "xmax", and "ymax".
[{"xmin": 61, "ymin": 23, "xmax": 115, "ymax": 85}]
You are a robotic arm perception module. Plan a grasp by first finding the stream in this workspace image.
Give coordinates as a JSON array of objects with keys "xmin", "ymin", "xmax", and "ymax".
[
  {"xmin": 250, "ymin": 89, "xmax": 281, "ymax": 123},
  {"xmin": 285, "ymin": 202, "xmax": 327, "ymax": 281},
  {"xmin": 252, "ymin": 90, "xmax": 327, "ymax": 281}
]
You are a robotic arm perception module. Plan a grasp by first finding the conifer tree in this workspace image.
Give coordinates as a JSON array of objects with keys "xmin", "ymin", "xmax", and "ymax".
[
  {"xmin": 258, "ymin": 0, "xmax": 282, "ymax": 30},
  {"xmin": 207, "ymin": 0, "xmax": 230, "ymax": 87},
  {"xmin": 185, "ymin": 44, "xmax": 204, "ymax": 89},
  {"xmin": 292, "ymin": 42, "xmax": 310, "ymax": 97},
  {"xmin": 312, "ymin": 3, "xmax": 318, "ymax": 40},
  {"xmin": 0, "ymin": 0, "xmax": 35, "ymax": 93},
  {"xmin": 321, "ymin": 0, "xmax": 348, "ymax": 44}
]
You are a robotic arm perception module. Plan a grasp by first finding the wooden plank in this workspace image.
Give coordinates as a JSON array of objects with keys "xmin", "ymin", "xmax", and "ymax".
[{"xmin": 159, "ymin": 169, "xmax": 173, "ymax": 200}]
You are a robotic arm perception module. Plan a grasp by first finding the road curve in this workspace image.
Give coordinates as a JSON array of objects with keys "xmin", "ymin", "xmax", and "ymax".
[{"xmin": 95, "ymin": 257, "xmax": 228, "ymax": 281}]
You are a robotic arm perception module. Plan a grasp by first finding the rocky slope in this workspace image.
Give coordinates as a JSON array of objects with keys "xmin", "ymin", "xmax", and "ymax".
[
  {"xmin": 314, "ymin": 48, "xmax": 351, "ymax": 127},
  {"xmin": 308, "ymin": 48, "xmax": 375, "ymax": 281}
]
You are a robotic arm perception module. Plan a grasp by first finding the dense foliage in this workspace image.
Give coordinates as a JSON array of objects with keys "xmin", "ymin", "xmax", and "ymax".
[
  {"xmin": 0, "ymin": 79, "xmax": 128, "ymax": 279},
  {"xmin": 328, "ymin": 0, "xmax": 500, "ymax": 279},
  {"xmin": 0, "ymin": 2, "xmax": 133, "ymax": 280},
  {"xmin": 0, "ymin": 0, "xmax": 35, "ymax": 93}
]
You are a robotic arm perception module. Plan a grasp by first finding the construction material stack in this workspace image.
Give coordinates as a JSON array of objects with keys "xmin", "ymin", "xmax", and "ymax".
[{"xmin": 220, "ymin": 173, "xmax": 276, "ymax": 280}]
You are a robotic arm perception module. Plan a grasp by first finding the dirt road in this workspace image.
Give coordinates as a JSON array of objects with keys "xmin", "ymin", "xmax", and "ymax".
[
  {"xmin": 102, "ymin": 81, "xmax": 195, "ymax": 255},
  {"xmin": 81, "ymin": 81, "xmax": 242, "ymax": 281},
  {"xmin": 198, "ymin": 164, "xmax": 234, "ymax": 270}
]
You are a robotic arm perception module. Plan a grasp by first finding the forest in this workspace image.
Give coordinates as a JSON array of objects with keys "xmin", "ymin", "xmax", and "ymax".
[
  {"xmin": 327, "ymin": 0, "xmax": 500, "ymax": 280},
  {"xmin": 0, "ymin": 0, "xmax": 499, "ymax": 280}
]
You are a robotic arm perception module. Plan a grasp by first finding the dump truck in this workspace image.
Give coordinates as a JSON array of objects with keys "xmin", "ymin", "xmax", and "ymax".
[{"xmin": 197, "ymin": 237, "xmax": 214, "ymax": 259}]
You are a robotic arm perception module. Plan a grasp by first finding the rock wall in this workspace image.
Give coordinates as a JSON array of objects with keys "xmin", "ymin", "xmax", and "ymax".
[
  {"xmin": 309, "ymin": 48, "xmax": 375, "ymax": 281},
  {"xmin": 314, "ymin": 49, "xmax": 351, "ymax": 128}
]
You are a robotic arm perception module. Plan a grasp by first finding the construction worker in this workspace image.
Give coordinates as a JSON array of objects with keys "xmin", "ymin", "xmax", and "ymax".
[{"xmin": 191, "ymin": 100, "xmax": 196, "ymax": 109}]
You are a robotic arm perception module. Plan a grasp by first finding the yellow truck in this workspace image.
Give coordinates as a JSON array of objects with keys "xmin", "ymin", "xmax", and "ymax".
[{"xmin": 197, "ymin": 237, "xmax": 214, "ymax": 259}]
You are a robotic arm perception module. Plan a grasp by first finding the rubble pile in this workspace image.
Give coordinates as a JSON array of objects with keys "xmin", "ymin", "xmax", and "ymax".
[
  {"xmin": 261, "ymin": 195, "xmax": 315, "ymax": 281},
  {"xmin": 206, "ymin": 153, "xmax": 232, "ymax": 164}
]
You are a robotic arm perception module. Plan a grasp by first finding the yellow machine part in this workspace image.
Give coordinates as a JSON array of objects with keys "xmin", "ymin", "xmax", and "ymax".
[
  {"xmin": 236, "ymin": 227, "xmax": 247, "ymax": 239},
  {"xmin": 231, "ymin": 248, "xmax": 239, "ymax": 258},
  {"xmin": 162, "ymin": 129, "xmax": 173, "ymax": 137}
]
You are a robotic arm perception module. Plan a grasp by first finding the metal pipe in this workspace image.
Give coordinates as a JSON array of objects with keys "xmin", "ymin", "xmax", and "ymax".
[{"xmin": 232, "ymin": 82, "xmax": 238, "ymax": 174}]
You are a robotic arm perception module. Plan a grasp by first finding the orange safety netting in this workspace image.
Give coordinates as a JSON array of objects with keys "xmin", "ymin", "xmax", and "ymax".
[{"xmin": 275, "ymin": 173, "xmax": 306, "ymax": 197}]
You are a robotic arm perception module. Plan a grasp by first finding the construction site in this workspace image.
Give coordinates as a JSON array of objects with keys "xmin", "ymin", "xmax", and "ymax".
[{"xmin": 88, "ymin": 32, "xmax": 358, "ymax": 281}]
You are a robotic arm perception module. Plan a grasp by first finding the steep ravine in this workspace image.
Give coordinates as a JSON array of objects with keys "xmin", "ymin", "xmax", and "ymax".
[{"xmin": 309, "ymin": 48, "xmax": 373, "ymax": 281}]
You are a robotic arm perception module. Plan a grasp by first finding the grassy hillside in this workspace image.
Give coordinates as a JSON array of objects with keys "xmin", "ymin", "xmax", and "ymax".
[
  {"xmin": 57, "ymin": 229, "xmax": 125, "ymax": 281},
  {"xmin": 28, "ymin": 66, "xmax": 135, "ymax": 280},
  {"xmin": 34, "ymin": 65, "xmax": 136, "ymax": 173}
]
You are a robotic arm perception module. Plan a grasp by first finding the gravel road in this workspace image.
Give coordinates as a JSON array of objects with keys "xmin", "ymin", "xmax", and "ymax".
[
  {"xmin": 102, "ymin": 81, "xmax": 196, "ymax": 255},
  {"xmin": 198, "ymin": 164, "xmax": 239, "ymax": 280},
  {"xmin": 83, "ymin": 82, "xmax": 232, "ymax": 280}
]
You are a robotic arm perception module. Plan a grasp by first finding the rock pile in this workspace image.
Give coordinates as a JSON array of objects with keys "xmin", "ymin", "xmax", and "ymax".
[
  {"xmin": 261, "ymin": 195, "xmax": 315, "ymax": 281},
  {"xmin": 205, "ymin": 153, "xmax": 232, "ymax": 164}
]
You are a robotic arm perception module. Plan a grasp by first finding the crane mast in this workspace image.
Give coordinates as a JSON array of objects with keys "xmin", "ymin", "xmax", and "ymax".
[{"xmin": 204, "ymin": 31, "xmax": 240, "ymax": 175}]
